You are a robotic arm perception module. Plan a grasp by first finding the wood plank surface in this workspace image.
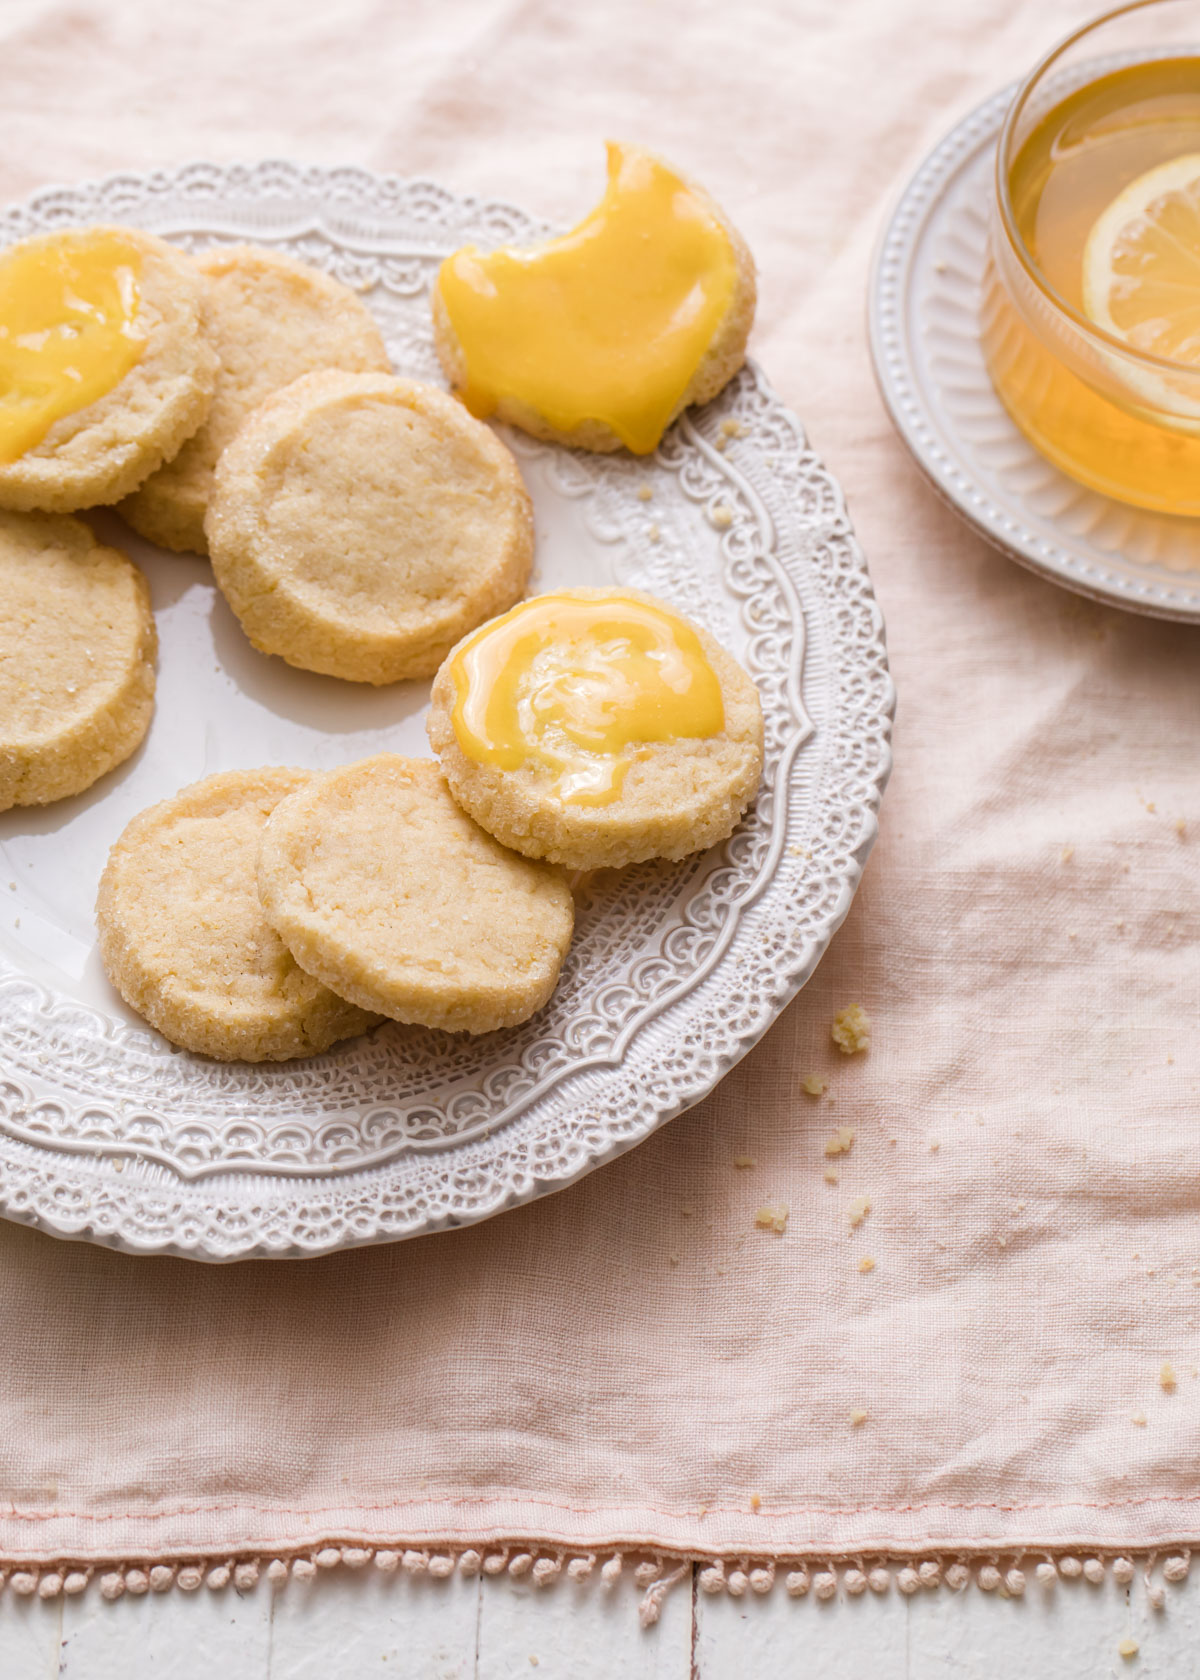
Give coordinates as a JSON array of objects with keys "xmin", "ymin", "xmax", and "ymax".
[{"xmin": 4, "ymin": 1561, "xmax": 1199, "ymax": 1676}]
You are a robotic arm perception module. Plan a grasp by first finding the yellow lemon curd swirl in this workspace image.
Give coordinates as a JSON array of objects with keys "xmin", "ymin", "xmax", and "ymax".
[
  {"xmin": 449, "ymin": 593, "xmax": 726, "ymax": 807},
  {"xmin": 0, "ymin": 230, "xmax": 146, "ymax": 464},
  {"xmin": 436, "ymin": 143, "xmax": 737, "ymax": 455}
]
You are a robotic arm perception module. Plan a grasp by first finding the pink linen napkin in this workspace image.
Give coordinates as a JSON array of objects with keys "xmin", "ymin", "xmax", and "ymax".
[{"xmin": 1, "ymin": 0, "xmax": 1198, "ymax": 1608}]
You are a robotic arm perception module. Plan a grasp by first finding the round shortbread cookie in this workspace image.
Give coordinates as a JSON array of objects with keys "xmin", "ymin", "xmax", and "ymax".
[
  {"xmin": 426, "ymin": 587, "xmax": 764, "ymax": 871},
  {"xmin": 205, "ymin": 370, "xmax": 533, "ymax": 685},
  {"xmin": 120, "ymin": 245, "xmax": 391, "ymax": 556},
  {"xmin": 256, "ymin": 755, "xmax": 575, "ymax": 1035},
  {"xmin": 96, "ymin": 768, "xmax": 381, "ymax": 1063},
  {"xmin": 0, "ymin": 510, "xmax": 156, "ymax": 811},
  {"xmin": 0, "ymin": 226, "xmax": 217, "ymax": 514}
]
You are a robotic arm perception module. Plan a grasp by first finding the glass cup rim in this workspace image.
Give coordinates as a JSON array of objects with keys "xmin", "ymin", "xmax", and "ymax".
[{"xmin": 996, "ymin": 0, "xmax": 1200, "ymax": 377}]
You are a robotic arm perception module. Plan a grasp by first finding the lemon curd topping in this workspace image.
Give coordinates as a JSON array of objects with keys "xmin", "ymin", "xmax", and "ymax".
[
  {"xmin": 0, "ymin": 231, "xmax": 146, "ymax": 464},
  {"xmin": 436, "ymin": 143, "xmax": 738, "ymax": 455},
  {"xmin": 448, "ymin": 592, "xmax": 726, "ymax": 806}
]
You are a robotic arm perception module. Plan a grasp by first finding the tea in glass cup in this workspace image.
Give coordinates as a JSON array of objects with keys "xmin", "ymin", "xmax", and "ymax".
[{"xmin": 984, "ymin": 1, "xmax": 1200, "ymax": 514}]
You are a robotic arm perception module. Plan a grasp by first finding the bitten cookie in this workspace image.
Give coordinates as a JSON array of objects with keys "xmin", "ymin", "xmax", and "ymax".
[
  {"xmin": 433, "ymin": 142, "xmax": 756, "ymax": 454},
  {"xmin": 96, "ymin": 768, "xmax": 381, "ymax": 1062},
  {"xmin": 0, "ymin": 226, "xmax": 217, "ymax": 513},
  {"xmin": 256, "ymin": 755, "xmax": 575, "ymax": 1034},
  {"xmin": 120, "ymin": 245, "xmax": 391, "ymax": 555},
  {"xmin": 0, "ymin": 510, "xmax": 156, "ymax": 811},
  {"xmin": 205, "ymin": 370, "xmax": 533, "ymax": 684},
  {"xmin": 426, "ymin": 587, "xmax": 764, "ymax": 871}
]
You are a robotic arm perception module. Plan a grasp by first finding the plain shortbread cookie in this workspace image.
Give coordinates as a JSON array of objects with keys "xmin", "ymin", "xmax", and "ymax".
[
  {"xmin": 256, "ymin": 755, "xmax": 575, "ymax": 1034},
  {"xmin": 119, "ymin": 245, "xmax": 391, "ymax": 555},
  {"xmin": 0, "ymin": 226, "xmax": 217, "ymax": 514},
  {"xmin": 426, "ymin": 587, "xmax": 764, "ymax": 871},
  {"xmin": 96, "ymin": 767, "xmax": 381, "ymax": 1062},
  {"xmin": 0, "ymin": 510, "xmax": 156, "ymax": 811},
  {"xmin": 205, "ymin": 370, "xmax": 533, "ymax": 684}
]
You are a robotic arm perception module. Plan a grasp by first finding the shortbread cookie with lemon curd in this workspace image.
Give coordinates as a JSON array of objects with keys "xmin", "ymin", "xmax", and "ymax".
[
  {"xmin": 120, "ymin": 245, "xmax": 391, "ymax": 555},
  {"xmin": 0, "ymin": 226, "xmax": 216, "ymax": 514},
  {"xmin": 433, "ymin": 141, "xmax": 756, "ymax": 455},
  {"xmin": 257, "ymin": 756, "xmax": 574, "ymax": 1035},
  {"xmin": 97, "ymin": 768, "xmax": 381, "ymax": 1062},
  {"xmin": 0, "ymin": 510, "xmax": 156, "ymax": 811},
  {"xmin": 205, "ymin": 370, "xmax": 532, "ymax": 683},
  {"xmin": 426, "ymin": 587, "xmax": 764, "ymax": 871}
]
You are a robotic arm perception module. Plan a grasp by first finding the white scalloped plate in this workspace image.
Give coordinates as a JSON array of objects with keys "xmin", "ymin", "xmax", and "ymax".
[
  {"xmin": 0, "ymin": 162, "xmax": 893, "ymax": 1261},
  {"xmin": 869, "ymin": 88, "xmax": 1200, "ymax": 622}
]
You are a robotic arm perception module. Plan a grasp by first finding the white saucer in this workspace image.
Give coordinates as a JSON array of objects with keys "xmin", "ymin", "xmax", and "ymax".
[{"xmin": 868, "ymin": 86, "xmax": 1200, "ymax": 624}]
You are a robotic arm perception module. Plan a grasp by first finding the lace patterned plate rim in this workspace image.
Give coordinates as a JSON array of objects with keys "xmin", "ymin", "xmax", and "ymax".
[
  {"xmin": 869, "ymin": 87, "xmax": 1200, "ymax": 624},
  {"xmin": 0, "ymin": 160, "xmax": 893, "ymax": 1263}
]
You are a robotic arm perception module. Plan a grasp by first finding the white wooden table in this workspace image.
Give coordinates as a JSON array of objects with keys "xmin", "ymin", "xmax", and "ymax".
[{"xmin": 7, "ymin": 1560, "xmax": 1197, "ymax": 1676}]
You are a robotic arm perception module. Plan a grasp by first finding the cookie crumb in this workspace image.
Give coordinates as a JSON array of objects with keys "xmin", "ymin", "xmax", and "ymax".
[
  {"xmin": 720, "ymin": 418, "xmax": 743, "ymax": 438},
  {"xmin": 850, "ymin": 1409, "xmax": 868, "ymax": 1427},
  {"xmin": 711, "ymin": 504, "xmax": 734, "ymax": 529},
  {"xmin": 733, "ymin": 1155, "xmax": 756, "ymax": 1169},
  {"xmin": 929, "ymin": 1139, "xmax": 940, "ymax": 1152},
  {"xmin": 1060, "ymin": 843, "xmax": 1074, "ymax": 862},
  {"xmin": 831, "ymin": 1004, "xmax": 871, "ymax": 1055},
  {"xmin": 1118, "ymin": 1639, "xmax": 1139, "ymax": 1659},
  {"xmin": 755, "ymin": 1203, "xmax": 789, "ymax": 1235},
  {"xmin": 749, "ymin": 1491, "xmax": 761, "ymax": 1512},
  {"xmin": 848, "ymin": 1196, "xmax": 871, "ymax": 1229},
  {"xmin": 1175, "ymin": 817, "xmax": 1187, "ymax": 838},
  {"xmin": 858, "ymin": 1256, "xmax": 876, "ymax": 1273},
  {"xmin": 803, "ymin": 1074, "xmax": 827, "ymax": 1097},
  {"xmin": 1132, "ymin": 1411, "xmax": 1147, "ymax": 1426},
  {"xmin": 824, "ymin": 1167, "xmax": 839, "ymax": 1185},
  {"xmin": 1161, "ymin": 1361, "xmax": 1177, "ymax": 1392},
  {"xmin": 668, "ymin": 1252, "xmax": 680, "ymax": 1267},
  {"xmin": 824, "ymin": 1126, "xmax": 855, "ymax": 1157},
  {"xmin": 636, "ymin": 484, "xmax": 653, "ymax": 502}
]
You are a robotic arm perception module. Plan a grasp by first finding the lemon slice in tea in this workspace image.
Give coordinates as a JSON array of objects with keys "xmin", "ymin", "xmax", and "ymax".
[{"xmin": 1082, "ymin": 152, "xmax": 1200, "ymax": 359}]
